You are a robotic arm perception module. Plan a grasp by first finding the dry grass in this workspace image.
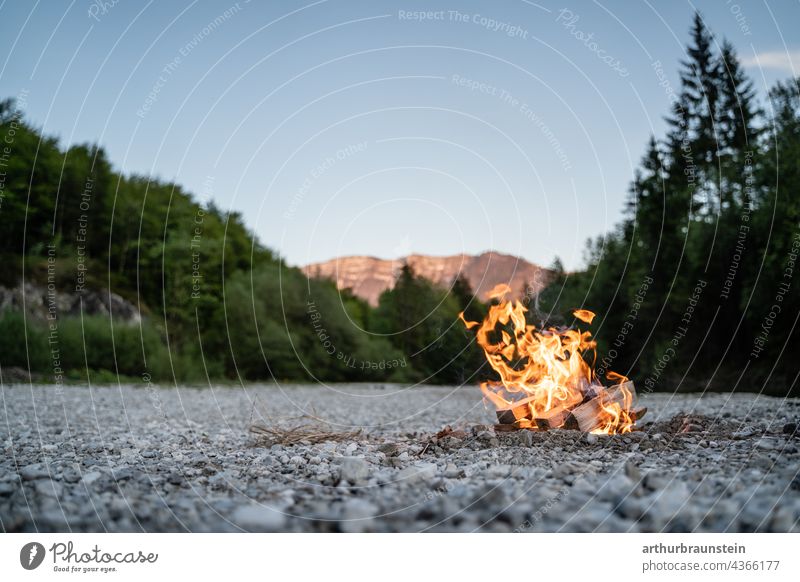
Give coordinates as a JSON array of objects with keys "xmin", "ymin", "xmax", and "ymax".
[
  {"xmin": 247, "ymin": 394, "xmax": 362, "ymax": 446},
  {"xmin": 249, "ymin": 423, "xmax": 361, "ymax": 446}
]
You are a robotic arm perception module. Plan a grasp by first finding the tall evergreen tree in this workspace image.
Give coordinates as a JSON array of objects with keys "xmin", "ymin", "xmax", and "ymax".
[
  {"xmin": 716, "ymin": 40, "xmax": 760, "ymax": 210},
  {"xmin": 667, "ymin": 11, "xmax": 720, "ymax": 217}
]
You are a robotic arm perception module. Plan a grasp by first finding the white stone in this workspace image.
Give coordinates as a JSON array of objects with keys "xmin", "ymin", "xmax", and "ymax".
[{"xmin": 231, "ymin": 505, "xmax": 286, "ymax": 531}]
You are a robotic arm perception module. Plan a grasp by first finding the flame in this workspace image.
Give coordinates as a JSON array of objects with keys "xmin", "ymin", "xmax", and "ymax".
[
  {"xmin": 461, "ymin": 287, "xmax": 635, "ymax": 434},
  {"xmin": 591, "ymin": 382, "xmax": 635, "ymax": 435}
]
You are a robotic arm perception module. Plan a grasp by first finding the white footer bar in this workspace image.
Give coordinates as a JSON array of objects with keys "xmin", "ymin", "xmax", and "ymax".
[{"xmin": 1, "ymin": 533, "xmax": 797, "ymax": 581}]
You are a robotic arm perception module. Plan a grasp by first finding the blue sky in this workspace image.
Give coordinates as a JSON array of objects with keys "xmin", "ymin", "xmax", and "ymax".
[{"xmin": 1, "ymin": 0, "xmax": 797, "ymax": 269}]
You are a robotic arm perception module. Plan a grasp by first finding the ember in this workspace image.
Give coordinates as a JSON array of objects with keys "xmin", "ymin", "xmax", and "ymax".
[{"xmin": 460, "ymin": 284, "xmax": 645, "ymax": 434}]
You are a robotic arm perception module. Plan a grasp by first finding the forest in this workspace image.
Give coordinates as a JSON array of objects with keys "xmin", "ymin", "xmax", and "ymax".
[{"xmin": 0, "ymin": 14, "xmax": 797, "ymax": 395}]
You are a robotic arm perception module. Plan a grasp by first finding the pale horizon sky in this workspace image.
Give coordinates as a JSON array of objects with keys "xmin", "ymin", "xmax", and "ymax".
[{"xmin": 1, "ymin": 0, "xmax": 797, "ymax": 269}]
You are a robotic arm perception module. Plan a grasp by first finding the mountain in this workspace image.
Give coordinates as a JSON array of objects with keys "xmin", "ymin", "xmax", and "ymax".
[{"xmin": 301, "ymin": 251, "xmax": 552, "ymax": 306}]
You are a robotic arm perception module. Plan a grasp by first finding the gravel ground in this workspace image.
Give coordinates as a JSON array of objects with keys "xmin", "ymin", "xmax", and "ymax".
[{"xmin": 1, "ymin": 383, "xmax": 799, "ymax": 533}]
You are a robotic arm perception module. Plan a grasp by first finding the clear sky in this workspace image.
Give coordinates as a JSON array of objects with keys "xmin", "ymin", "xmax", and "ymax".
[{"xmin": 1, "ymin": 0, "xmax": 797, "ymax": 269}]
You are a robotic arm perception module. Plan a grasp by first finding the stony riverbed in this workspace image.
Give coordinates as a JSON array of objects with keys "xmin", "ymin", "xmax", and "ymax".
[{"xmin": 1, "ymin": 384, "xmax": 798, "ymax": 532}]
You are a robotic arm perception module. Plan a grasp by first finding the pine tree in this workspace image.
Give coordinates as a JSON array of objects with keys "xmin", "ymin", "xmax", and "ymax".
[
  {"xmin": 666, "ymin": 12, "xmax": 720, "ymax": 217},
  {"xmin": 716, "ymin": 39, "xmax": 760, "ymax": 210}
]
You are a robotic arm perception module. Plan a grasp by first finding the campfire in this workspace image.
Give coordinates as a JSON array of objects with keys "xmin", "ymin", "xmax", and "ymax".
[{"xmin": 460, "ymin": 284, "xmax": 646, "ymax": 435}]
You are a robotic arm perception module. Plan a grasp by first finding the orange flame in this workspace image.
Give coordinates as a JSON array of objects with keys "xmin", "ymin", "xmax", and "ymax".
[
  {"xmin": 461, "ymin": 287, "xmax": 635, "ymax": 434},
  {"xmin": 591, "ymin": 382, "xmax": 635, "ymax": 435}
]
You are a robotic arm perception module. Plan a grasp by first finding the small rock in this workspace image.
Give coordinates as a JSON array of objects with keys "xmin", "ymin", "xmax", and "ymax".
[
  {"xmin": 643, "ymin": 470, "xmax": 672, "ymax": 491},
  {"xmin": 681, "ymin": 423, "xmax": 704, "ymax": 434},
  {"xmin": 477, "ymin": 430, "xmax": 495, "ymax": 441},
  {"xmin": 231, "ymin": 505, "xmax": 285, "ymax": 531},
  {"xmin": 488, "ymin": 464, "xmax": 511, "ymax": 479},
  {"xmin": 81, "ymin": 471, "xmax": 102, "ymax": 485},
  {"xmin": 732, "ymin": 428, "xmax": 756, "ymax": 439},
  {"xmin": 20, "ymin": 464, "xmax": 50, "ymax": 481},
  {"xmin": 377, "ymin": 443, "xmax": 399, "ymax": 456},
  {"xmin": 583, "ymin": 433, "xmax": 598, "ymax": 445},
  {"xmin": 444, "ymin": 463, "xmax": 462, "ymax": 479},
  {"xmin": 624, "ymin": 460, "xmax": 641, "ymax": 481},
  {"xmin": 61, "ymin": 470, "xmax": 81, "ymax": 483},
  {"xmin": 339, "ymin": 457, "xmax": 370, "ymax": 485},
  {"xmin": 397, "ymin": 463, "xmax": 437, "ymax": 484},
  {"xmin": 35, "ymin": 479, "xmax": 62, "ymax": 498},
  {"xmin": 444, "ymin": 436, "xmax": 462, "ymax": 447},
  {"xmin": 755, "ymin": 438, "xmax": 779, "ymax": 451},
  {"xmin": 553, "ymin": 460, "xmax": 584, "ymax": 479},
  {"xmin": 167, "ymin": 472, "xmax": 185, "ymax": 486},
  {"xmin": 112, "ymin": 467, "xmax": 135, "ymax": 481},
  {"xmin": 344, "ymin": 443, "xmax": 358, "ymax": 455},
  {"xmin": 782, "ymin": 422, "xmax": 797, "ymax": 437}
]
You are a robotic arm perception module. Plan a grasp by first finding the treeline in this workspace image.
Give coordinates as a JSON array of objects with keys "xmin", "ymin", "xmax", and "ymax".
[
  {"xmin": 540, "ymin": 14, "xmax": 800, "ymax": 395},
  {"xmin": 1, "ymin": 14, "xmax": 798, "ymax": 394},
  {"xmin": 0, "ymin": 101, "xmax": 484, "ymax": 385}
]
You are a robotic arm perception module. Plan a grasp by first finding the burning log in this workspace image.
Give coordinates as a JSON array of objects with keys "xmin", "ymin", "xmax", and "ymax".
[
  {"xmin": 495, "ymin": 395, "xmax": 537, "ymax": 424},
  {"xmin": 563, "ymin": 382, "xmax": 637, "ymax": 432},
  {"xmin": 533, "ymin": 406, "xmax": 572, "ymax": 430},
  {"xmin": 532, "ymin": 391, "xmax": 584, "ymax": 430}
]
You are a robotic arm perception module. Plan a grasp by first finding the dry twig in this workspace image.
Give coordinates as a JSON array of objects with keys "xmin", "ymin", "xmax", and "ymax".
[{"xmin": 249, "ymin": 423, "xmax": 361, "ymax": 446}]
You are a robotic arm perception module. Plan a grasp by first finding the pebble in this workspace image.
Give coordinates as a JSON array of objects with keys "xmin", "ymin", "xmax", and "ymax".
[
  {"xmin": 396, "ymin": 463, "xmax": 437, "ymax": 484},
  {"xmin": 756, "ymin": 438, "xmax": 780, "ymax": 451},
  {"xmin": 81, "ymin": 471, "xmax": 103, "ymax": 485},
  {"xmin": 230, "ymin": 505, "xmax": 286, "ymax": 531},
  {"xmin": 338, "ymin": 457, "xmax": 370, "ymax": 485},
  {"xmin": 444, "ymin": 463, "xmax": 461, "ymax": 478},
  {"xmin": 2, "ymin": 384, "xmax": 799, "ymax": 534},
  {"xmin": 20, "ymin": 464, "xmax": 51, "ymax": 481},
  {"xmin": 34, "ymin": 479, "xmax": 62, "ymax": 498},
  {"xmin": 377, "ymin": 443, "xmax": 399, "ymax": 456}
]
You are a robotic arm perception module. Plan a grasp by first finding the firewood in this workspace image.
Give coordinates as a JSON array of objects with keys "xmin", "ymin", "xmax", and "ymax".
[
  {"xmin": 562, "ymin": 382, "xmax": 637, "ymax": 432},
  {"xmin": 495, "ymin": 395, "xmax": 537, "ymax": 424},
  {"xmin": 532, "ymin": 391, "xmax": 584, "ymax": 430},
  {"xmin": 534, "ymin": 407, "xmax": 571, "ymax": 430}
]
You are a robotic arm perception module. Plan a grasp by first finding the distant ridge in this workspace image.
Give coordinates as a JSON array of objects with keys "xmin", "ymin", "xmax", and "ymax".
[{"xmin": 301, "ymin": 251, "xmax": 552, "ymax": 306}]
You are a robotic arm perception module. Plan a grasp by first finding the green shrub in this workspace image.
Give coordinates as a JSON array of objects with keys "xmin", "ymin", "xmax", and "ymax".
[{"xmin": 0, "ymin": 310, "xmax": 49, "ymax": 372}]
